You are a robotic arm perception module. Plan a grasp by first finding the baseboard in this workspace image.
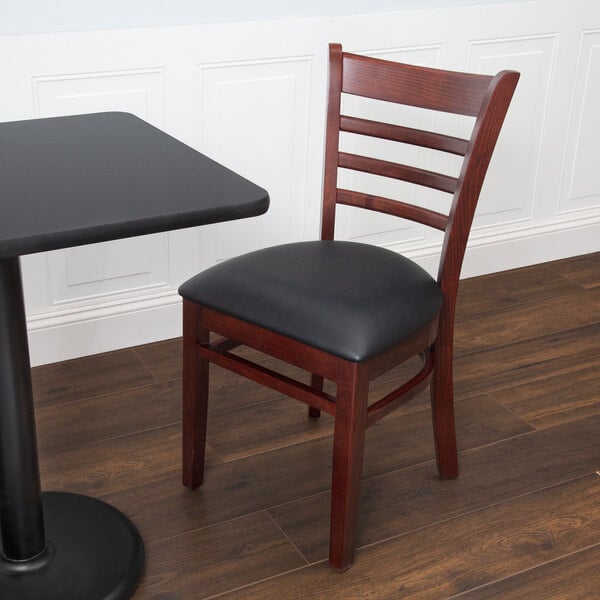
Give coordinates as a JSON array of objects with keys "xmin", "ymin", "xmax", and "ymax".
[
  {"xmin": 27, "ymin": 213, "xmax": 600, "ymax": 366},
  {"xmin": 27, "ymin": 291, "xmax": 183, "ymax": 367}
]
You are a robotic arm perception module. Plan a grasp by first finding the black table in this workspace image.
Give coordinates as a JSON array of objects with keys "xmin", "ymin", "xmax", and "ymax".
[{"xmin": 0, "ymin": 112, "xmax": 269, "ymax": 599}]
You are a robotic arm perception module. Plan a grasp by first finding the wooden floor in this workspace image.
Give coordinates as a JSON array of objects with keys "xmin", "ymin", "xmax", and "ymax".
[{"xmin": 32, "ymin": 252, "xmax": 600, "ymax": 599}]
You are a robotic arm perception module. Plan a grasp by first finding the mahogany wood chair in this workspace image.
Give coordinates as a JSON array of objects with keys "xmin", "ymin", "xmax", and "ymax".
[{"xmin": 179, "ymin": 44, "xmax": 519, "ymax": 571}]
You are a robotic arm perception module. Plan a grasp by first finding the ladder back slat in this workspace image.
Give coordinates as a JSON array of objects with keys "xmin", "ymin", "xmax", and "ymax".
[
  {"xmin": 338, "ymin": 152, "xmax": 458, "ymax": 194},
  {"xmin": 337, "ymin": 189, "xmax": 448, "ymax": 231},
  {"xmin": 340, "ymin": 116, "xmax": 469, "ymax": 156},
  {"xmin": 342, "ymin": 52, "xmax": 493, "ymax": 117}
]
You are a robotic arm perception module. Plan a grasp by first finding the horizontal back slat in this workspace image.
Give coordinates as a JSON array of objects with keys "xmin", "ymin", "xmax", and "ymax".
[
  {"xmin": 338, "ymin": 152, "xmax": 458, "ymax": 194},
  {"xmin": 340, "ymin": 116, "xmax": 469, "ymax": 156},
  {"xmin": 343, "ymin": 52, "xmax": 493, "ymax": 116},
  {"xmin": 337, "ymin": 189, "xmax": 448, "ymax": 231}
]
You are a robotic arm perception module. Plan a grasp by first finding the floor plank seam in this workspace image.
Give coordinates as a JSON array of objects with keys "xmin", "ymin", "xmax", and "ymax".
[
  {"xmin": 453, "ymin": 318, "xmax": 600, "ymax": 361},
  {"xmin": 34, "ymin": 377, "xmax": 175, "ymax": 411},
  {"xmin": 264, "ymin": 510, "xmax": 311, "ymax": 566},
  {"xmin": 444, "ymin": 541, "xmax": 600, "ymax": 599},
  {"xmin": 131, "ymin": 348, "xmax": 161, "ymax": 384},
  {"xmin": 457, "ymin": 424, "xmax": 552, "ymax": 458},
  {"xmin": 544, "ymin": 264, "xmax": 595, "ymax": 290},
  {"xmin": 144, "ymin": 508, "xmax": 274, "ymax": 548},
  {"xmin": 199, "ymin": 559, "xmax": 326, "ymax": 600},
  {"xmin": 216, "ymin": 432, "xmax": 333, "ymax": 464},
  {"xmin": 206, "ymin": 440, "xmax": 227, "ymax": 464},
  {"xmin": 481, "ymin": 391, "xmax": 540, "ymax": 431},
  {"xmin": 45, "ymin": 419, "xmax": 182, "ymax": 456}
]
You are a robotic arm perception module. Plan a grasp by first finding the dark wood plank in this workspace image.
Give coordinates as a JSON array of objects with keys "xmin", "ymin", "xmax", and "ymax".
[
  {"xmin": 100, "ymin": 394, "xmax": 530, "ymax": 546},
  {"xmin": 207, "ymin": 397, "xmax": 334, "ymax": 461},
  {"xmin": 451, "ymin": 543, "xmax": 600, "ymax": 599},
  {"xmin": 454, "ymin": 323, "xmax": 600, "ymax": 398},
  {"xmin": 223, "ymin": 475, "xmax": 600, "ymax": 599},
  {"xmin": 546, "ymin": 251, "xmax": 600, "ymax": 289},
  {"xmin": 133, "ymin": 512, "xmax": 305, "ymax": 599},
  {"xmin": 490, "ymin": 363, "xmax": 600, "ymax": 429},
  {"xmin": 456, "ymin": 263, "xmax": 581, "ymax": 320},
  {"xmin": 268, "ymin": 414, "xmax": 598, "ymax": 562},
  {"xmin": 32, "ymin": 348, "xmax": 156, "ymax": 408},
  {"xmin": 39, "ymin": 424, "xmax": 222, "ymax": 497},
  {"xmin": 454, "ymin": 287, "xmax": 600, "ymax": 355},
  {"xmin": 36, "ymin": 380, "xmax": 181, "ymax": 453}
]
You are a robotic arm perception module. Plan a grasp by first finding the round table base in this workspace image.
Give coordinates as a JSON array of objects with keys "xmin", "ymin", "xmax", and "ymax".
[{"xmin": 0, "ymin": 492, "xmax": 144, "ymax": 600}]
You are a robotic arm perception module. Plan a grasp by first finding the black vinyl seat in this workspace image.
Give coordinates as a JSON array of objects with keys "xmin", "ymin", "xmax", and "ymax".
[{"xmin": 179, "ymin": 240, "xmax": 443, "ymax": 362}]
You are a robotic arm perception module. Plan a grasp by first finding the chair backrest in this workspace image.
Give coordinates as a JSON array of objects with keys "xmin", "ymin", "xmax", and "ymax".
[{"xmin": 322, "ymin": 43, "xmax": 519, "ymax": 317}]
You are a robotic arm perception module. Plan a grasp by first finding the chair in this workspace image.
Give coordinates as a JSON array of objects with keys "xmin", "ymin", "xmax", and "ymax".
[{"xmin": 178, "ymin": 43, "xmax": 519, "ymax": 571}]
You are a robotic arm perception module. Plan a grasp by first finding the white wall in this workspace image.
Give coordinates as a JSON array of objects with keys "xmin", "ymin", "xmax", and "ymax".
[
  {"xmin": 0, "ymin": 1, "xmax": 518, "ymax": 34},
  {"xmin": 1, "ymin": 0, "xmax": 598, "ymax": 365}
]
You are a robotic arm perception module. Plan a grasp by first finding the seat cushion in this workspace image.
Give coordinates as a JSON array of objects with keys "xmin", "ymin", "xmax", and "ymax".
[{"xmin": 179, "ymin": 240, "xmax": 442, "ymax": 362}]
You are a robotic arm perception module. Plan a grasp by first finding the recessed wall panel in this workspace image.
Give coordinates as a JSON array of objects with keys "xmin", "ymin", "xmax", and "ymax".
[
  {"xmin": 468, "ymin": 36, "xmax": 556, "ymax": 228},
  {"xmin": 33, "ymin": 69, "xmax": 170, "ymax": 305},
  {"xmin": 199, "ymin": 58, "xmax": 311, "ymax": 264},
  {"xmin": 560, "ymin": 31, "xmax": 600, "ymax": 213}
]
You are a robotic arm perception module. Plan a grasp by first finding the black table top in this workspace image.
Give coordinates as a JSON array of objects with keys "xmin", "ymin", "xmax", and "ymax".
[{"xmin": 0, "ymin": 112, "xmax": 269, "ymax": 259}]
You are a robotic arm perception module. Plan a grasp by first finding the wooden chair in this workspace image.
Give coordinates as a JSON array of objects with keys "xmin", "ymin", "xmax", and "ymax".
[{"xmin": 179, "ymin": 44, "xmax": 519, "ymax": 570}]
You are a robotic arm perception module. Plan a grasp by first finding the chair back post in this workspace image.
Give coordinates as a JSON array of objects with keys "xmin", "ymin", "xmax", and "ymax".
[
  {"xmin": 437, "ymin": 70, "xmax": 520, "ymax": 320},
  {"xmin": 321, "ymin": 43, "xmax": 343, "ymax": 241}
]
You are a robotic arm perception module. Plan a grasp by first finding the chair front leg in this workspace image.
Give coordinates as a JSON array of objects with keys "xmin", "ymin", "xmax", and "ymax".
[
  {"xmin": 182, "ymin": 299, "xmax": 210, "ymax": 490},
  {"xmin": 329, "ymin": 363, "xmax": 369, "ymax": 571}
]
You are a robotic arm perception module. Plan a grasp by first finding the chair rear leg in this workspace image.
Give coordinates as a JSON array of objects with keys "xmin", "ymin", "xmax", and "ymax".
[
  {"xmin": 308, "ymin": 374, "xmax": 323, "ymax": 418},
  {"xmin": 329, "ymin": 365, "xmax": 369, "ymax": 571},
  {"xmin": 430, "ymin": 336, "xmax": 458, "ymax": 480},
  {"xmin": 182, "ymin": 299, "xmax": 210, "ymax": 490}
]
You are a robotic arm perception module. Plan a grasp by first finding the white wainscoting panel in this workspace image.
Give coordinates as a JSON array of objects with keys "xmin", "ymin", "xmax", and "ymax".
[
  {"xmin": 33, "ymin": 68, "xmax": 165, "ymax": 123},
  {"xmin": 468, "ymin": 35, "xmax": 556, "ymax": 229},
  {"xmin": 48, "ymin": 235, "xmax": 169, "ymax": 306},
  {"xmin": 198, "ymin": 57, "xmax": 312, "ymax": 265},
  {"xmin": 33, "ymin": 68, "xmax": 172, "ymax": 307},
  {"xmin": 560, "ymin": 30, "xmax": 600, "ymax": 214}
]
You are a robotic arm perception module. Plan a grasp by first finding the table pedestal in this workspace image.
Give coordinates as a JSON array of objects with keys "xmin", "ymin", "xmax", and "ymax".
[{"xmin": 0, "ymin": 258, "xmax": 144, "ymax": 599}]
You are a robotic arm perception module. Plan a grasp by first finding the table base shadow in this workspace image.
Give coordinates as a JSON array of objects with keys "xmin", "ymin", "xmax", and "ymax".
[{"xmin": 0, "ymin": 492, "xmax": 144, "ymax": 600}]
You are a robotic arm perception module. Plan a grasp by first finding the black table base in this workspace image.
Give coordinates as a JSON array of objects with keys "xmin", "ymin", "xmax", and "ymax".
[
  {"xmin": 0, "ymin": 258, "xmax": 144, "ymax": 599},
  {"xmin": 0, "ymin": 492, "xmax": 144, "ymax": 600}
]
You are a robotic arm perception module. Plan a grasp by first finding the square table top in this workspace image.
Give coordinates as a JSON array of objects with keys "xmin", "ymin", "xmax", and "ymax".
[{"xmin": 0, "ymin": 112, "xmax": 269, "ymax": 259}]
